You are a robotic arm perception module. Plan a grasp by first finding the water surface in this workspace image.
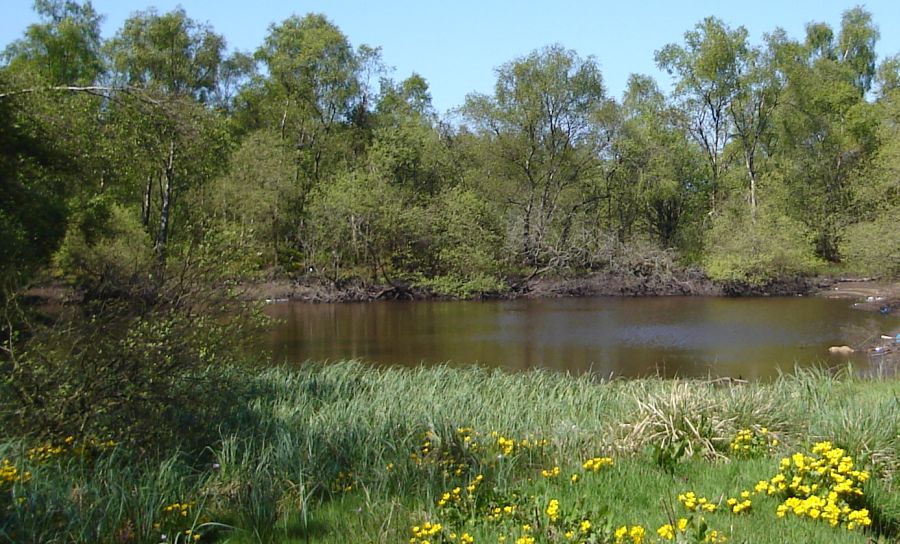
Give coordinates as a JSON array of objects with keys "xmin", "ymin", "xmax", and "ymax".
[{"xmin": 265, "ymin": 297, "xmax": 899, "ymax": 379}]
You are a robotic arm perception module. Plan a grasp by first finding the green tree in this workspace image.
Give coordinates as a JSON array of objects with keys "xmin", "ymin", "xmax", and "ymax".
[
  {"xmin": 255, "ymin": 14, "xmax": 362, "ymax": 182},
  {"xmin": 836, "ymin": 6, "xmax": 880, "ymax": 95},
  {"xmin": 612, "ymin": 74, "xmax": 705, "ymax": 252},
  {"xmin": 106, "ymin": 8, "xmax": 229, "ymax": 263},
  {"xmin": 463, "ymin": 45, "xmax": 610, "ymax": 267},
  {"xmin": 2, "ymin": 0, "xmax": 103, "ymax": 85},
  {"xmin": 208, "ymin": 129, "xmax": 296, "ymax": 272},
  {"xmin": 656, "ymin": 17, "xmax": 749, "ymax": 213},
  {"xmin": 769, "ymin": 12, "xmax": 879, "ymax": 261},
  {"xmin": 0, "ymin": 77, "xmax": 69, "ymax": 295}
]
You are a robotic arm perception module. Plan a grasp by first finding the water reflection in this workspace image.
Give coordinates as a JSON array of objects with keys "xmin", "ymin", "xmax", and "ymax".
[{"xmin": 265, "ymin": 297, "xmax": 900, "ymax": 380}]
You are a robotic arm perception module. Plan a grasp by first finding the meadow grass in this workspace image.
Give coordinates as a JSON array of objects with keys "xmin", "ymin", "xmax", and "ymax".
[{"xmin": 1, "ymin": 361, "xmax": 898, "ymax": 543}]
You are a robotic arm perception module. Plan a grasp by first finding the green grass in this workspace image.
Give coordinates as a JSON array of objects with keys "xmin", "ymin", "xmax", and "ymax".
[{"xmin": 2, "ymin": 362, "xmax": 899, "ymax": 543}]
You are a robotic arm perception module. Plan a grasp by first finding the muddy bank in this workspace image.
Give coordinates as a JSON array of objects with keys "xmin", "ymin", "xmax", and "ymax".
[
  {"xmin": 817, "ymin": 278, "xmax": 900, "ymax": 313},
  {"xmin": 814, "ymin": 279, "xmax": 900, "ymax": 370},
  {"xmin": 236, "ymin": 277, "xmax": 428, "ymax": 303},
  {"xmin": 512, "ymin": 267, "xmax": 721, "ymax": 298},
  {"xmin": 238, "ymin": 270, "xmax": 831, "ymax": 303}
]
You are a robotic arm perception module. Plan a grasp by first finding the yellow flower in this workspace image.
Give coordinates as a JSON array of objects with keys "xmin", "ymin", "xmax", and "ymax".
[
  {"xmin": 546, "ymin": 499, "xmax": 560, "ymax": 522},
  {"xmin": 580, "ymin": 519, "xmax": 591, "ymax": 533},
  {"xmin": 657, "ymin": 524, "xmax": 675, "ymax": 540},
  {"xmin": 629, "ymin": 525, "xmax": 646, "ymax": 544}
]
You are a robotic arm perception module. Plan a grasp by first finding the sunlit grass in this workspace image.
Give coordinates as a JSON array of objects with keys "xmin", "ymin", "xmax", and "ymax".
[{"xmin": 1, "ymin": 362, "xmax": 898, "ymax": 543}]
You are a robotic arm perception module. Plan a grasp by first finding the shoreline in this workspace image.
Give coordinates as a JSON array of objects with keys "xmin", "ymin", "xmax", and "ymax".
[{"xmin": 237, "ymin": 273, "xmax": 898, "ymax": 309}]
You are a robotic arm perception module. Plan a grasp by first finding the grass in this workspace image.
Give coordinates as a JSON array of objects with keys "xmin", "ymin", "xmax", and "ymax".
[{"xmin": 1, "ymin": 361, "xmax": 899, "ymax": 543}]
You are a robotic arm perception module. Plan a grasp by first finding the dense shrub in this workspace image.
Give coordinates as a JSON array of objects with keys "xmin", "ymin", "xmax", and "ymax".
[{"xmin": 704, "ymin": 206, "xmax": 822, "ymax": 285}]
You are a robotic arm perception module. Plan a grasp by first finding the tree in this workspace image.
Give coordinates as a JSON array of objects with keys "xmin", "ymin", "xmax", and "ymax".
[
  {"xmin": 255, "ymin": 13, "xmax": 362, "ymax": 184},
  {"xmin": 2, "ymin": 0, "xmax": 103, "ymax": 85},
  {"xmin": 0, "ymin": 1, "xmax": 106, "ymax": 296},
  {"xmin": 656, "ymin": 17, "xmax": 749, "ymax": 213},
  {"xmin": 463, "ymin": 45, "xmax": 610, "ymax": 267},
  {"xmin": 728, "ymin": 37, "xmax": 781, "ymax": 220},
  {"xmin": 611, "ymin": 74, "xmax": 705, "ymax": 250},
  {"xmin": 837, "ymin": 7, "xmax": 879, "ymax": 95},
  {"xmin": 107, "ymin": 8, "xmax": 228, "ymax": 263},
  {"xmin": 769, "ymin": 11, "xmax": 880, "ymax": 261},
  {"xmin": 0, "ymin": 75, "xmax": 69, "ymax": 295}
]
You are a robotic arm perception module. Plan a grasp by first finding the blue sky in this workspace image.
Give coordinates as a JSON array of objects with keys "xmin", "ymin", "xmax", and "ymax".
[{"xmin": 3, "ymin": 1, "xmax": 899, "ymax": 114}]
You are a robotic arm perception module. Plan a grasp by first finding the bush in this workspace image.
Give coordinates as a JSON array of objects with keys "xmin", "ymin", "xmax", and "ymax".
[
  {"xmin": 840, "ymin": 211, "xmax": 900, "ymax": 279},
  {"xmin": 0, "ymin": 266, "xmax": 263, "ymax": 449},
  {"xmin": 426, "ymin": 187, "xmax": 507, "ymax": 293},
  {"xmin": 53, "ymin": 199, "xmax": 154, "ymax": 297},
  {"xmin": 704, "ymin": 206, "xmax": 821, "ymax": 285}
]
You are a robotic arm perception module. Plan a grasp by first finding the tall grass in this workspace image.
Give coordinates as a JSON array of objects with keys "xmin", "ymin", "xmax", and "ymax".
[{"xmin": 1, "ymin": 361, "xmax": 897, "ymax": 542}]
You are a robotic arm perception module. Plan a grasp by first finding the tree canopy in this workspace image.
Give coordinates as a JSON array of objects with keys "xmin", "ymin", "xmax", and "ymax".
[{"xmin": 1, "ymin": 2, "xmax": 898, "ymax": 304}]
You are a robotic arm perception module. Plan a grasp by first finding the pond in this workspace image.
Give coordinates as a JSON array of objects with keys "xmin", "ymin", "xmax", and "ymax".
[{"xmin": 265, "ymin": 296, "xmax": 900, "ymax": 379}]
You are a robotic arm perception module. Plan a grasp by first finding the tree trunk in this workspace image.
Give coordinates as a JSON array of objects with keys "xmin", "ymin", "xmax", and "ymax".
[
  {"xmin": 746, "ymin": 153, "xmax": 758, "ymax": 223},
  {"xmin": 155, "ymin": 139, "xmax": 176, "ymax": 263},
  {"xmin": 141, "ymin": 173, "xmax": 153, "ymax": 229}
]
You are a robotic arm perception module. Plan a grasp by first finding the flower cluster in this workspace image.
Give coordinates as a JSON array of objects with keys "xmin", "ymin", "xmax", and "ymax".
[
  {"xmin": 725, "ymin": 491, "xmax": 752, "ymax": 514},
  {"xmin": 487, "ymin": 431, "xmax": 548, "ymax": 459},
  {"xmin": 677, "ymin": 492, "xmax": 717, "ymax": 513},
  {"xmin": 762, "ymin": 441, "xmax": 871, "ymax": 530},
  {"xmin": 540, "ymin": 466, "xmax": 560, "ymax": 479},
  {"xmin": 545, "ymin": 499, "xmax": 560, "ymax": 522},
  {"xmin": 154, "ymin": 501, "xmax": 203, "ymax": 542},
  {"xmin": 614, "ymin": 524, "xmax": 646, "ymax": 544},
  {"xmin": 729, "ymin": 427, "xmax": 778, "ymax": 458},
  {"xmin": 656, "ymin": 518, "xmax": 688, "ymax": 540},
  {"xmin": 404, "ymin": 427, "xmax": 736, "ymax": 544},
  {"xmin": 0, "ymin": 458, "xmax": 31, "ymax": 488},
  {"xmin": 332, "ymin": 470, "xmax": 354, "ymax": 493},
  {"xmin": 410, "ymin": 521, "xmax": 443, "ymax": 544},
  {"xmin": 486, "ymin": 504, "xmax": 517, "ymax": 522},
  {"xmin": 26, "ymin": 436, "xmax": 116, "ymax": 464},
  {"xmin": 436, "ymin": 473, "xmax": 488, "ymax": 524},
  {"xmin": 410, "ymin": 431, "xmax": 467, "ymax": 477},
  {"xmin": 582, "ymin": 456, "xmax": 614, "ymax": 472},
  {"xmin": 163, "ymin": 501, "xmax": 194, "ymax": 517}
]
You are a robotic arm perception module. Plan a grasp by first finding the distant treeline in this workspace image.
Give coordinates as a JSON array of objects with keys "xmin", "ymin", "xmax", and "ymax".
[{"xmin": 2, "ymin": 2, "xmax": 899, "ymax": 300}]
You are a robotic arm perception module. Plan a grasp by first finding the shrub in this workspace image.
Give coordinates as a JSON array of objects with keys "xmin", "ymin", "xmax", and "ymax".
[
  {"xmin": 840, "ymin": 211, "xmax": 900, "ymax": 279},
  {"xmin": 53, "ymin": 199, "xmax": 154, "ymax": 298},
  {"xmin": 704, "ymin": 206, "xmax": 821, "ymax": 285}
]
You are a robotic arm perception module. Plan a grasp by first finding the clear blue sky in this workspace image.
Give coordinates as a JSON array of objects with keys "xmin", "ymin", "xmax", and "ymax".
[{"xmin": 3, "ymin": 1, "xmax": 899, "ymax": 114}]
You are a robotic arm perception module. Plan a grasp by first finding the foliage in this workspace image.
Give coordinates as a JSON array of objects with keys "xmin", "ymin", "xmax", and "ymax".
[
  {"xmin": 704, "ymin": 205, "xmax": 821, "ymax": 285},
  {"xmin": 4, "ymin": 2, "xmax": 898, "ymax": 308},
  {"xmin": 422, "ymin": 187, "xmax": 508, "ymax": 297},
  {"xmin": 840, "ymin": 214, "xmax": 900, "ymax": 279},
  {"xmin": 53, "ymin": 200, "xmax": 154, "ymax": 297},
  {"xmin": 463, "ymin": 44, "xmax": 611, "ymax": 267},
  {"xmin": 0, "ymin": 268, "xmax": 262, "ymax": 448}
]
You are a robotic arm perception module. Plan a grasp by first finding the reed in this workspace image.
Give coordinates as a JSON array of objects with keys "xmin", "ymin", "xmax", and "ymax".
[{"xmin": 1, "ymin": 362, "xmax": 897, "ymax": 543}]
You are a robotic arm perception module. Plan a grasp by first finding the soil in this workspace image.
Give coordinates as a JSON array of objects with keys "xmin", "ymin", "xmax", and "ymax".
[
  {"xmin": 816, "ymin": 278, "xmax": 900, "ymax": 313},
  {"xmin": 233, "ymin": 268, "xmax": 724, "ymax": 304},
  {"xmin": 234, "ymin": 273, "xmax": 900, "ymax": 304}
]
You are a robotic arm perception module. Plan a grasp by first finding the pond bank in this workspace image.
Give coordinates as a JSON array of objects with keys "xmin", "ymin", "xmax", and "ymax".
[
  {"xmin": 239, "ymin": 272, "xmax": 898, "ymax": 309},
  {"xmin": 238, "ymin": 272, "xmax": 841, "ymax": 303}
]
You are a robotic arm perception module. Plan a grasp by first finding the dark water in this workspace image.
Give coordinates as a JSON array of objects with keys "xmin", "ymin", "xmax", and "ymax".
[{"xmin": 265, "ymin": 297, "xmax": 900, "ymax": 379}]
